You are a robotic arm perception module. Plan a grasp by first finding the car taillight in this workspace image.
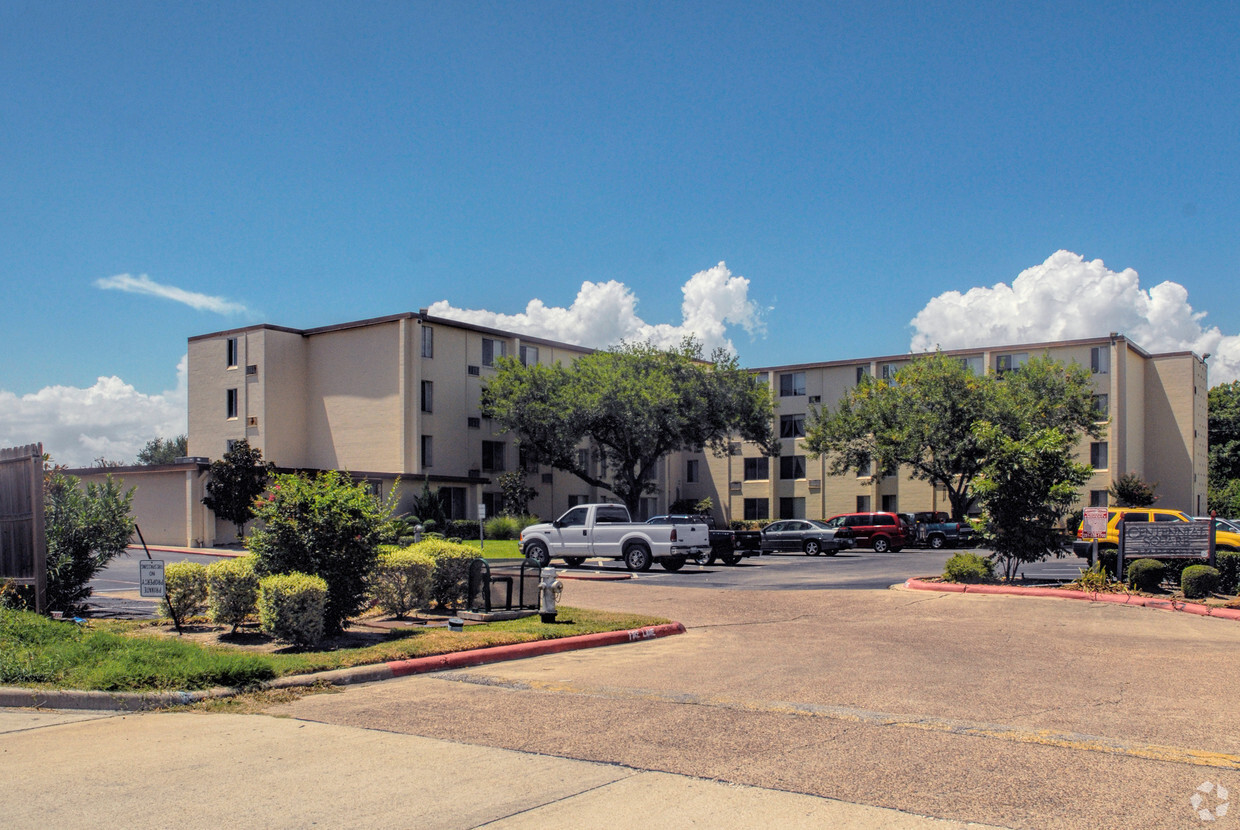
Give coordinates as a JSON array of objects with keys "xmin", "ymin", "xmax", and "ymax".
[{"xmin": 670, "ymin": 527, "xmax": 677, "ymax": 542}]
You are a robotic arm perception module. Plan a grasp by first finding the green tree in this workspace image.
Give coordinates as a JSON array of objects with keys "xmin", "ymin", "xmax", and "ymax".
[
  {"xmin": 247, "ymin": 470, "xmax": 393, "ymax": 634},
  {"xmin": 481, "ymin": 339, "xmax": 778, "ymax": 514},
  {"xmin": 496, "ymin": 470, "xmax": 537, "ymax": 516},
  {"xmin": 202, "ymin": 440, "xmax": 272, "ymax": 540},
  {"xmin": 1109, "ymin": 471, "xmax": 1159, "ymax": 507},
  {"xmin": 136, "ymin": 435, "xmax": 188, "ymax": 465},
  {"xmin": 43, "ymin": 469, "xmax": 135, "ymax": 614}
]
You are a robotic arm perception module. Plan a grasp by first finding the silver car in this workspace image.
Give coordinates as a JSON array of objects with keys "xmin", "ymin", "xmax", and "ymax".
[{"xmin": 759, "ymin": 519, "xmax": 854, "ymax": 556}]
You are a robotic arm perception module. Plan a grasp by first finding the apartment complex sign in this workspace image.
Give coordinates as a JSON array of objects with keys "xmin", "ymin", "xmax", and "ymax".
[{"xmin": 1122, "ymin": 521, "xmax": 1212, "ymax": 557}]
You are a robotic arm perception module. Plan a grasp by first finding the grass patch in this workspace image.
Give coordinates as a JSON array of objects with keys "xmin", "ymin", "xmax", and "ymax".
[
  {"xmin": 459, "ymin": 538, "xmax": 524, "ymax": 558},
  {"xmin": 2, "ymin": 606, "xmax": 667, "ymax": 693}
]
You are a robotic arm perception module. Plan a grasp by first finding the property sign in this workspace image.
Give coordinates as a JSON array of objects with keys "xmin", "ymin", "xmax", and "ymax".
[
  {"xmin": 1122, "ymin": 522, "xmax": 1211, "ymax": 558},
  {"xmin": 1081, "ymin": 507, "xmax": 1109, "ymax": 540},
  {"xmin": 139, "ymin": 560, "xmax": 166, "ymax": 598}
]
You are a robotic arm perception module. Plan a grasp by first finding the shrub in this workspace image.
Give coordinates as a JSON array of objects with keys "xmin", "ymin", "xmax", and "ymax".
[
  {"xmin": 1182, "ymin": 565, "xmax": 1220, "ymax": 599},
  {"xmin": 162, "ymin": 562, "xmax": 208, "ymax": 633},
  {"xmin": 444, "ymin": 519, "xmax": 481, "ymax": 539},
  {"xmin": 412, "ymin": 539, "xmax": 479, "ymax": 610},
  {"xmin": 484, "ymin": 515, "xmax": 522, "ymax": 540},
  {"xmin": 368, "ymin": 547, "xmax": 435, "ymax": 617},
  {"xmin": 248, "ymin": 470, "xmax": 392, "ymax": 634},
  {"xmin": 942, "ymin": 552, "xmax": 994, "ymax": 583},
  {"xmin": 1067, "ymin": 561, "xmax": 1125, "ymax": 593},
  {"xmin": 1217, "ymin": 551, "xmax": 1240, "ymax": 595},
  {"xmin": 1125, "ymin": 558, "xmax": 1166, "ymax": 592},
  {"xmin": 43, "ymin": 470, "xmax": 135, "ymax": 615},
  {"xmin": 207, "ymin": 556, "xmax": 259, "ymax": 633},
  {"xmin": 257, "ymin": 572, "xmax": 327, "ymax": 647}
]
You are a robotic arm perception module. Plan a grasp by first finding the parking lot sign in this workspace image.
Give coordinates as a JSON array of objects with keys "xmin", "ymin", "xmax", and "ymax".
[
  {"xmin": 1081, "ymin": 507, "xmax": 1108, "ymax": 540},
  {"xmin": 139, "ymin": 560, "xmax": 166, "ymax": 598}
]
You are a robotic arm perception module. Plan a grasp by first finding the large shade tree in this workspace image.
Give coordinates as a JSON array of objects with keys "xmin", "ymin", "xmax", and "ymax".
[
  {"xmin": 1208, "ymin": 381, "xmax": 1240, "ymax": 516},
  {"xmin": 202, "ymin": 440, "xmax": 273, "ymax": 539},
  {"xmin": 480, "ymin": 339, "xmax": 779, "ymax": 514}
]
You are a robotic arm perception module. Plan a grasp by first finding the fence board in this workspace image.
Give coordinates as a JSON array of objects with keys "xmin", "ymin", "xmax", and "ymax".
[{"xmin": 0, "ymin": 443, "xmax": 46, "ymax": 611}]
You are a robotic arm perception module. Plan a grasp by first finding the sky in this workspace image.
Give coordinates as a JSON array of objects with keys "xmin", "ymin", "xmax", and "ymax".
[{"xmin": 3, "ymin": 1, "xmax": 1239, "ymax": 466}]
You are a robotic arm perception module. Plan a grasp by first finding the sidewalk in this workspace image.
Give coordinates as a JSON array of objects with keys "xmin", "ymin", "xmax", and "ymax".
[{"xmin": 0, "ymin": 709, "xmax": 1005, "ymax": 829}]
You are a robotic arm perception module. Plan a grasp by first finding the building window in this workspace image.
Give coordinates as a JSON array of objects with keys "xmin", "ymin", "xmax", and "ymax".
[
  {"xmin": 779, "ymin": 497, "xmax": 806, "ymax": 519},
  {"xmin": 881, "ymin": 494, "xmax": 898, "ymax": 512},
  {"xmin": 519, "ymin": 445, "xmax": 540, "ymax": 473},
  {"xmin": 482, "ymin": 491, "xmax": 502, "ymax": 518},
  {"xmin": 468, "ymin": 365, "xmax": 480, "ymax": 376},
  {"xmin": 520, "ymin": 345, "xmax": 538, "ymax": 366},
  {"xmin": 482, "ymin": 441, "xmax": 506, "ymax": 472},
  {"xmin": 780, "ymin": 414, "xmax": 805, "ymax": 438},
  {"xmin": 421, "ymin": 326, "xmax": 433, "ymax": 358},
  {"xmin": 226, "ymin": 338, "xmax": 238, "ymax": 368},
  {"xmin": 541, "ymin": 472, "xmax": 553, "ymax": 484},
  {"xmin": 482, "ymin": 338, "xmax": 506, "ymax": 366},
  {"xmin": 421, "ymin": 435, "xmax": 432, "ymax": 468},
  {"xmin": 959, "ymin": 356, "xmax": 983, "ymax": 375},
  {"xmin": 1092, "ymin": 394, "xmax": 1109, "ymax": 419},
  {"xmin": 577, "ymin": 448, "xmax": 590, "ymax": 471},
  {"xmin": 467, "ymin": 416, "xmax": 481, "ymax": 429},
  {"xmin": 1089, "ymin": 490, "xmax": 1108, "ymax": 507},
  {"xmin": 226, "ymin": 388, "xmax": 238, "ymax": 419},
  {"xmin": 421, "ymin": 381, "xmax": 433, "ymax": 413},
  {"xmin": 743, "ymin": 457, "xmax": 769, "ymax": 481},
  {"xmin": 753, "ymin": 372, "xmax": 769, "ymax": 387},
  {"xmin": 856, "ymin": 366, "xmax": 870, "ymax": 383},
  {"xmin": 856, "ymin": 495, "xmax": 871, "ymax": 512},
  {"xmin": 686, "ymin": 459, "xmax": 699, "ymax": 483},
  {"xmin": 1091, "ymin": 346, "xmax": 1110, "ymax": 374},
  {"xmin": 743, "ymin": 498, "xmax": 769, "ymax": 521},
  {"xmin": 568, "ymin": 495, "xmax": 590, "ymax": 508},
  {"xmin": 779, "ymin": 372, "xmax": 806, "ymax": 397},
  {"xmin": 728, "ymin": 442, "xmax": 741, "ymax": 456},
  {"xmin": 857, "ymin": 457, "xmax": 872, "ymax": 477},
  {"xmin": 996, "ymin": 353, "xmax": 1028, "ymax": 375},
  {"xmin": 1090, "ymin": 441, "xmax": 1108, "ymax": 470},
  {"xmin": 439, "ymin": 487, "xmax": 466, "ymax": 520},
  {"xmin": 780, "ymin": 455, "xmax": 806, "ymax": 480},
  {"xmin": 880, "ymin": 362, "xmax": 900, "ymax": 381}
]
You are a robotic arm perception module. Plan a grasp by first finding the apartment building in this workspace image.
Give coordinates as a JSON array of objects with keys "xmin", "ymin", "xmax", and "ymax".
[{"xmin": 686, "ymin": 335, "xmax": 1208, "ymax": 524}]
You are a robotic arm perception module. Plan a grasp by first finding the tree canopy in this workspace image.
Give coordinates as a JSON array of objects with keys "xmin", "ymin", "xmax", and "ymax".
[
  {"xmin": 136, "ymin": 435, "xmax": 188, "ymax": 465},
  {"xmin": 481, "ymin": 339, "xmax": 778, "ymax": 514},
  {"xmin": 202, "ymin": 440, "xmax": 273, "ymax": 539},
  {"xmin": 804, "ymin": 352, "xmax": 1102, "ymax": 521}
]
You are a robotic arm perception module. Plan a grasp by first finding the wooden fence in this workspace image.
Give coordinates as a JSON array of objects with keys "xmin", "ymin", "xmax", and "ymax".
[{"xmin": 0, "ymin": 443, "xmax": 45, "ymax": 612}]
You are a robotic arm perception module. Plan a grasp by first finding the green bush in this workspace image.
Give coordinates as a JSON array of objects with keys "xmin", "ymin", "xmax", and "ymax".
[
  {"xmin": 368, "ymin": 547, "xmax": 435, "ymax": 617},
  {"xmin": 43, "ymin": 470, "xmax": 135, "ymax": 615},
  {"xmin": 1182, "ymin": 565, "xmax": 1220, "ymax": 599},
  {"xmin": 942, "ymin": 552, "xmax": 994, "ymax": 583},
  {"xmin": 484, "ymin": 515, "xmax": 522, "ymax": 540},
  {"xmin": 248, "ymin": 470, "xmax": 392, "ymax": 634},
  {"xmin": 1216, "ymin": 551, "xmax": 1240, "ymax": 595},
  {"xmin": 161, "ymin": 562, "xmax": 208, "ymax": 632},
  {"xmin": 411, "ymin": 539, "xmax": 479, "ymax": 610},
  {"xmin": 207, "ymin": 556, "xmax": 259, "ymax": 633},
  {"xmin": 444, "ymin": 520, "xmax": 481, "ymax": 539},
  {"xmin": 1125, "ymin": 558, "xmax": 1166, "ymax": 592},
  {"xmin": 258, "ymin": 572, "xmax": 327, "ymax": 647}
]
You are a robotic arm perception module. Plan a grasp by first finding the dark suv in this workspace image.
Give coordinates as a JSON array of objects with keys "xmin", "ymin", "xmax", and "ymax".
[{"xmin": 821, "ymin": 512, "xmax": 909, "ymax": 552}]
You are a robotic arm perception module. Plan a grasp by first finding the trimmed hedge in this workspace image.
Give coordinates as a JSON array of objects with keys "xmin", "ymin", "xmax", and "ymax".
[
  {"xmin": 943, "ymin": 552, "xmax": 993, "ymax": 583},
  {"xmin": 207, "ymin": 556, "xmax": 259, "ymax": 633},
  {"xmin": 368, "ymin": 548, "xmax": 435, "ymax": 618},
  {"xmin": 162, "ymin": 562, "xmax": 208, "ymax": 631},
  {"xmin": 1217, "ymin": 551, "xmax": 1240, "ymax": 595},
  {"xmin": 408, "ymin": 539, "xmax": 478, "ymax": 610},
  {"xmin": 1126, "ymin": 558, "xmax": 1166, "ymax": 592},
  {"xmin": 1182, "ymin": 565, "xmax": 1220, "ymax": 599},
  {"xmin": 258, "ymin": 572, "xmax": 328, "ymax": 647}
]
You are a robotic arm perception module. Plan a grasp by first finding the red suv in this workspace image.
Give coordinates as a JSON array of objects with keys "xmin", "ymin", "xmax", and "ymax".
[{"xmin": 822, "ymin": 512, "xmax": 910, "ymax": 552}]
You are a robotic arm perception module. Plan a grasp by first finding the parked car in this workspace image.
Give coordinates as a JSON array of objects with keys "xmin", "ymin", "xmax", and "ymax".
[
  {"xmin": 645, "ymin": 514, "xmax": 747, "ymax": 565},
  {"xmin": 902, "ymin": 511, "xmax": 975, "ymax": 549},
  {"xmin": 521, "ymin": 503, "xmax": 709, "ymax": 571},
  {"xmin": 1073, "ymin": 508, "xmax": 1240, "ymax": 557},
  {"xmin": 758, "ymin": 519, "xmax": 854, "ymax": 556},
  {"xmin": 820, "ymin": 512, "xmax": 909, "ymax": 552}
]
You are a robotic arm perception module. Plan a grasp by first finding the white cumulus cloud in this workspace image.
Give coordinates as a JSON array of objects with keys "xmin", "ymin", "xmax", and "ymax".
[
  {"xmin": 0, "ymin": 355, "xmax": 188, "ymax": 468},
  {"xmin": 95, "ymin": 273, "xmax": 249, "ymax": 315},
  {"xmin": 910, "ymin": 250, "xmax": 1240, "ymax": 384},
  {"xmin": 427, "ymin": 262, "xmax": 765, "ymax": 353}
]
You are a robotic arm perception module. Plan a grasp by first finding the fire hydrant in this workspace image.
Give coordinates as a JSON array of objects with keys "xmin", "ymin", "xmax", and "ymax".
[{"xmin": 539, "ymin": 566, "xmax": 563, "ymax": 623}]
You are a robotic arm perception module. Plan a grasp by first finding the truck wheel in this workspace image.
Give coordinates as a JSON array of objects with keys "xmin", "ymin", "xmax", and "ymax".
[
  {"xmin": 721, "ymin": 553, "xmax": 742, "ymax": 565},
  {"xmin": 695, "ymin": 550, "xmax": 715, "ymax": 566},
  {"xmin": 872, "ymin": 536, "xmax": 890, "ymax": 553},
  {"xmin": 623, "ymin": 543, "xmax": 653, "ymax": 572},
  {"xmin": 661, "ymin": 556, "xmax": 687, "ymax": 572},
  {"xmin": 928, "ymin": 534, "xmax": 946, "ymax": 549},
  {"xmin": 804, "ymin": 540, "xmax": 821, "ymax": 556},
  {"xmin": 563, "ymin": 556, "xmax": 585, "ymax": 568},
  {"xmin": 524, "ymin": 541, "xmax": 551, "ymax": 568}
]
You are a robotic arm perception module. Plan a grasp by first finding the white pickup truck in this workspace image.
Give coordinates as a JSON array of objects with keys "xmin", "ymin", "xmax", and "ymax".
[{"xmin": 520, "ymin": 503, "xmax": 709, "ymax": 572}]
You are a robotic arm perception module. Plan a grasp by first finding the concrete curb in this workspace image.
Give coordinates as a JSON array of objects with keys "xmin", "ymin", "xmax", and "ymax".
[
  {"xmin": 0, "ymin": 622, "xmax": 687, "ymax": 712},
  {"xmin": 904, "ymin": 578, "xmax": 1240, "ymax": 621}
]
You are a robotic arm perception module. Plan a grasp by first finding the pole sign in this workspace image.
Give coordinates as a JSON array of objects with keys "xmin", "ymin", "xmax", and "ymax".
[
  {"xmin": 139, "ymin": 560, "xmax": 166, "ymax": 598},
  {"xmin": 1081, "ymin": 507, "xmax": 1109, "ymax": 540}
]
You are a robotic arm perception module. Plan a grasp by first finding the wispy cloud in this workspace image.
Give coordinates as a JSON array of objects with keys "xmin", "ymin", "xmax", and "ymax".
[
  {"xmin": 428, "ymin": 262, "xmax": 766, "ymax": 353},
  {"xmin": 95, "ymin": 273, "xmax": 248, "ymax": 314},
  {"xmin": 909, "ymin": 250, "xmax": 1240, "ymax": 383}
]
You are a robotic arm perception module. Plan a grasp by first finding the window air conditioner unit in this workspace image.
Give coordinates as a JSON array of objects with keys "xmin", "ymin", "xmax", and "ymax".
[
  {"xmin": 809, "ymin": 395, "xmax": 821, "ymax": 404},
  {"xmin": 468, "ymin": 365, "xmax": 481, "ymax": 376},
  {"xmin": 246, "ymin": 417, "xmax": 258, "ymax": 427},
  {"xmin": 729, "ymin": 481, "xmax": 742, "ymax": 492},
  {"xmin": 809, "ymin": 479, "xmax": 821, "ymax": 489}
]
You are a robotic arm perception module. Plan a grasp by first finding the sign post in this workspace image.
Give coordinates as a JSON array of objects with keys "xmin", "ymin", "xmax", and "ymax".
[
  {"xmin": 139, "ymin": 559, "xmax": 166, "ymax": 599},
  {"xmin": 478, "ymin": 503, "xmax": 487, "ymax": 552}
]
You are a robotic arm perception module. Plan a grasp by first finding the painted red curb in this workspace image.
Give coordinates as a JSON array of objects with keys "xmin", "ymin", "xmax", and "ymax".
[
  {"xmin": 904, "ymin": 578, "xmax": 1240, "ymax": 622},
  {"xmin": 384, "ymin": 622, "xmax": 687, "ymax": 678}
]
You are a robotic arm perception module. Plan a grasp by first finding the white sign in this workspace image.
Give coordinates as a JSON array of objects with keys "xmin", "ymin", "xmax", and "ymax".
[
  {"xmin": 1081, "ymin": 507, "xmax": 1109, "ymax": 540},
  {"xmin": 478, "ymin": 504, "xmax": 487, "ymax": 520},
  {"xmin": 139, "ymin": 560, "xmax": 166, "ymax": 598}
]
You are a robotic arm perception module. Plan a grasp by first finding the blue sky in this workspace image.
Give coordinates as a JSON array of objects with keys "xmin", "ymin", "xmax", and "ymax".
[{"xmin": 3, "ymin": 1, "xmax": 1239, "ymax": 464}]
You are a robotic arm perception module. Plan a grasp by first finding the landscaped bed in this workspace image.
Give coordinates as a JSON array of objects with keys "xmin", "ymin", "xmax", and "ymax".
[{"xmin": 0, "ymin": 605, "xmax": 668, "ymax": 693}]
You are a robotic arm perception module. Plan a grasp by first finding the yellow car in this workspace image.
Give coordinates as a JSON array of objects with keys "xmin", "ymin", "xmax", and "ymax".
[{"xmin": 1073, "ymin": 508, "xmax": 1240, "ymax": 556}]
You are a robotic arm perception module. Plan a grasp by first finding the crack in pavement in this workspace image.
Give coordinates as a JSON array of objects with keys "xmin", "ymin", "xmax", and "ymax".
[{"xmin": 436, "ymin": 672, "xmax": 1240, "ymax": 771}]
